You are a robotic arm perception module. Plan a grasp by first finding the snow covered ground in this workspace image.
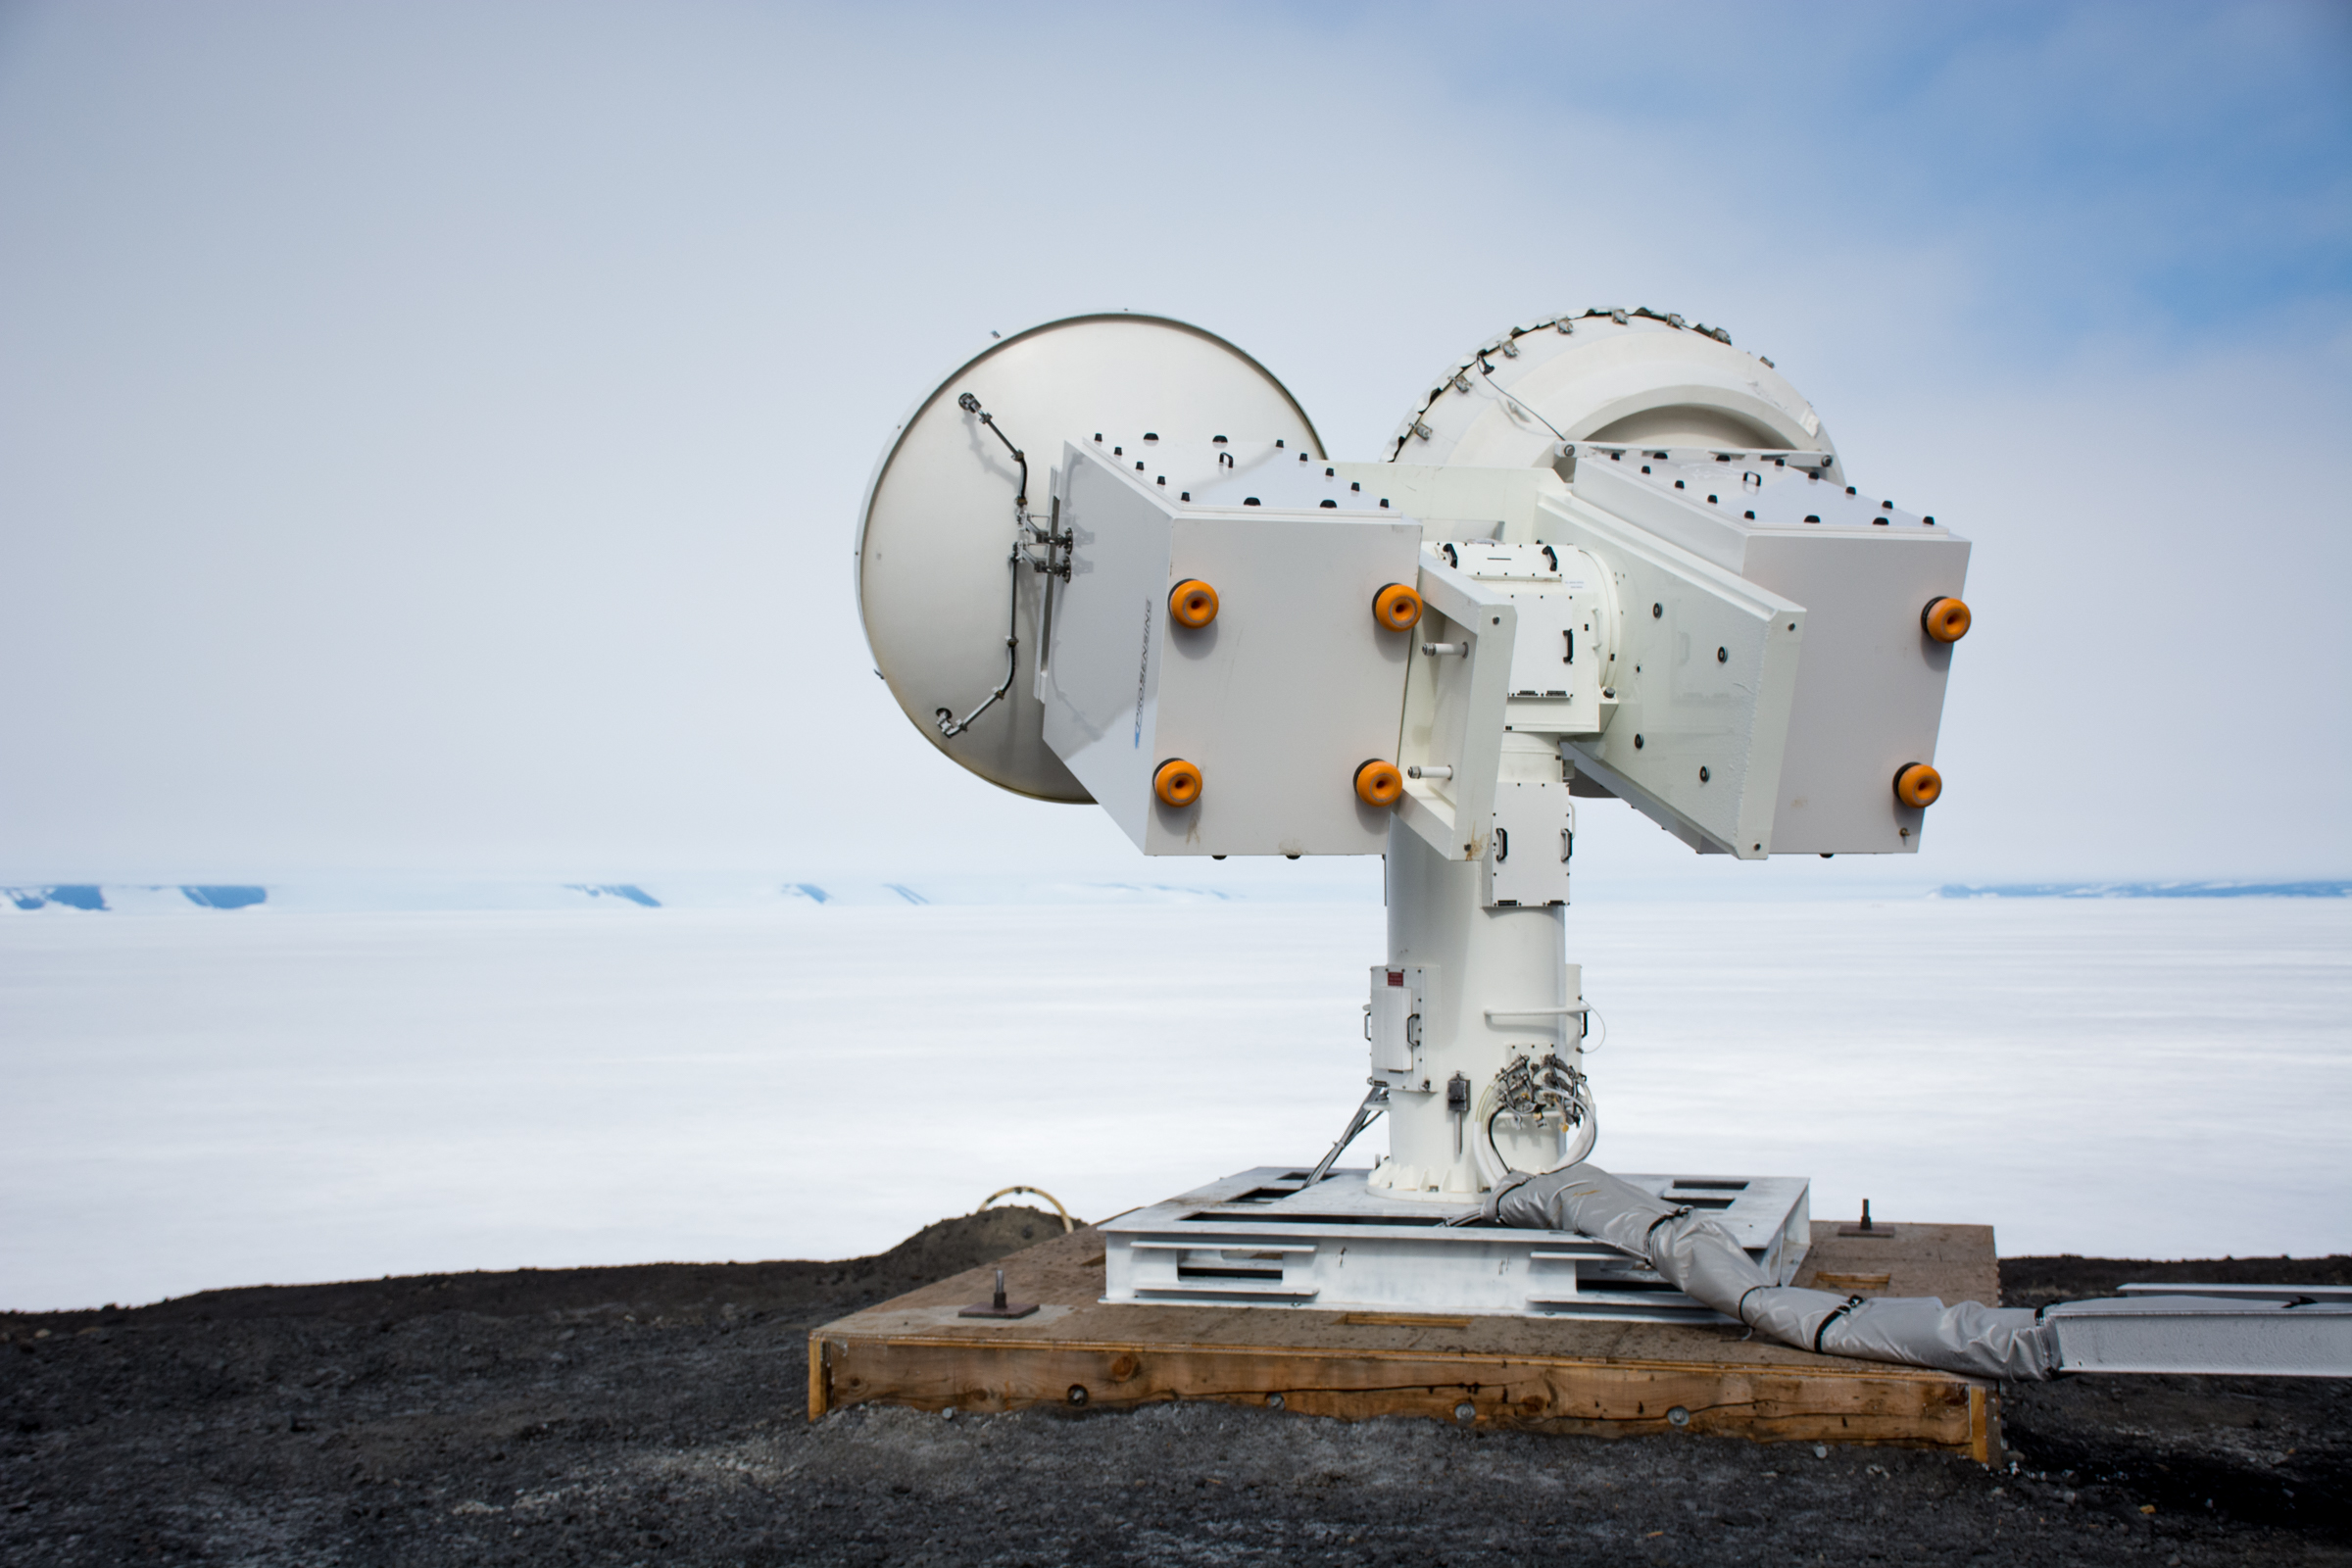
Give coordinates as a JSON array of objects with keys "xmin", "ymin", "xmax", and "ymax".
[{"xmin": 3, "ymin": 893, "xmax": 2347, "ymax": 1310}]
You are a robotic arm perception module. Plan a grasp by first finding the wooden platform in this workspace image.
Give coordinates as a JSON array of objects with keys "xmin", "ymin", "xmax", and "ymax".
[{"xmin": 808, "ymin": 1219, "xmax": 2003, "ymax": 1458}]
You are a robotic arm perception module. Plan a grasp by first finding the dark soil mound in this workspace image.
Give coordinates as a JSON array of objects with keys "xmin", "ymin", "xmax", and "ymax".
[
  {"xmin": 70, "ymin": 1204, "xmax": 1073, "ymax": 1333},
  {"xmin": 4, "ymin": 1220, "xmax": 2346, "ymax": 1566}
]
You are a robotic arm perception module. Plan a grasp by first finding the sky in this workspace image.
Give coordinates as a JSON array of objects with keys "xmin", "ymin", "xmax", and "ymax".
[{"xmin": 2, "ymin": 0, "xmax": 2348, "ymax": 888}]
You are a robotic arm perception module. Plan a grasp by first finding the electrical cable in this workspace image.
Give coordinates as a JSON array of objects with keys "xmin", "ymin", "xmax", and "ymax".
[
  {"xmin": 1475, "ymin": 353, "xmax": 1568, "ymax": 442},
  {"xmin": 935, "ymin": 544, "xmax": 1020, "ymax": 738},
  {"xmin": 978, "ymin": 1185, "xmax": 1076, "ymax": 1232},
  {"xmin": 1471, "ymin": 1059, "xmax": 1598, "ymax": 1191},
  {"xmin": 956, "ymin": 392, "xmax": 1027, "ymax": 513},
  {"xmin": 935, "ymin": 392, "xmax": 1034, "ymax": 740}
]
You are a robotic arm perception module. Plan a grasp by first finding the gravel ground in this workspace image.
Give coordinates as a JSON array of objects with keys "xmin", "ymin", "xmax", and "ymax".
[{"xmin": 4, "ymin": 1212, "xmax": 2346, "ymax": 1566}]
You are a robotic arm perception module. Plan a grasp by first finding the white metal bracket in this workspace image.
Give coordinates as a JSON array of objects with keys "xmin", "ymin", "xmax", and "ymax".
[{"xmin": 1396, "ymin": 555, "xmax": 1515, "ymax": 862}]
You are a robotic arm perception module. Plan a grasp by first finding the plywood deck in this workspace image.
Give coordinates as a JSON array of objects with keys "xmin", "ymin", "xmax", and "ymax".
[{"xmin": 808, "ymin": 1219, "xmax": 2002, "ymax": 1458}]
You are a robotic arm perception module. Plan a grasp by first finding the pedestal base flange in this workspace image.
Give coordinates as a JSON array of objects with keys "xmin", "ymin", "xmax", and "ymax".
[{"xmin": 1102, "ymin": 1166, "xmax": 1809, "ymax": 1322}]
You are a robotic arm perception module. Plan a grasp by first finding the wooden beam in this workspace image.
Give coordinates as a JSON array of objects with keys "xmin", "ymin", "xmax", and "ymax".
[
  {"xmin": 814, "ymin": 1331, "xmax": 1984, "ymax": 1447},
  {"xmin": 808, "ymin": 1217, "xmax": 2004, "ymax": 1454}
]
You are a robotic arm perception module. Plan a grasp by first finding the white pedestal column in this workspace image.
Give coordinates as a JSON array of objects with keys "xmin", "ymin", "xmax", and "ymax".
[{"xmin": 1379, "ymin": 816, "xmax": 1579, "ymax": 1197}]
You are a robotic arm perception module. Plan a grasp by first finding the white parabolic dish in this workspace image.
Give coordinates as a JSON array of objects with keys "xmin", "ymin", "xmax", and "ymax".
[
  {"xmin": 1391, "ymin": 310, "xmax": 1841, "ymax": 469},
  {"xmin": 857, "ymin": 314, "xmax": 1324, "ymax": 803}
]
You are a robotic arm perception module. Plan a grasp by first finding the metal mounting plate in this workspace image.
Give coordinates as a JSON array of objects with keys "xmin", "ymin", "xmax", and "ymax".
[{"xmin": 1102, "ymin": 1167, "xmax": 1810, "ymax": 1322}]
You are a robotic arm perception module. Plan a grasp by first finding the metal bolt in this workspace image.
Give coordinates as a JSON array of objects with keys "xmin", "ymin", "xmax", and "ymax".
[
  {"xmin": 1668, "ymin": 1406, "xmax": 1690, "ymax": 1427},
  {"xmin": 1067, "ymin": 1384, "xmax": 1089, "ymax": 1407},
  {"xmin": 1699, "ymin": 766, "xmax": 1710, "ymax": 783},
  {"xmin": 1651, "ymin": 603, "xmax": 1662, "ymax": 618},
  {"xmin": 1634, "ymin": 735, "xmax": 1644, "ymax": 749},
  {"xmin": 1267, "ymin": 1393, "xmax": 1285, "ymax": 1410},
  {"xmin": 1454, "ymin": 1401, "xmax": 1476, "ymax": 1422},
  {"xmin": 1717, "ymin": 647, "xmax": 1728, "ymax": 663}
]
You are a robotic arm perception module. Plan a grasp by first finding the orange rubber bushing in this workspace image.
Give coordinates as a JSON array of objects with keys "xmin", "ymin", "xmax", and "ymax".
[
  {"xmin": 1921, "ymin": 596, "xmax": 1971, "ymax": 643},
  {"xmin": 1893, "ymin": 761, "xmax": 1942, "ymax": 808},
  {"xmin": 1169, "ymin": 579, "xmax": 1219, "ymax": 628},
  {"xmin": 1153, "ymin": 758, "xmax": 1202, "ymax": 808},
  {"xmin": 1353, "ymin": 759, "xmax": 1404, "ymax": 808},
  {"xmin": 1373, "ymin": 582, "xmax": 1424, "ymax": 631}
]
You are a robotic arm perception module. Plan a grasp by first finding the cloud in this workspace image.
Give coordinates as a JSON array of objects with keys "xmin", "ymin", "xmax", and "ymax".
[{"xmin": 0, "ymin": 0, "xmax": 2342, "ymax": 879}]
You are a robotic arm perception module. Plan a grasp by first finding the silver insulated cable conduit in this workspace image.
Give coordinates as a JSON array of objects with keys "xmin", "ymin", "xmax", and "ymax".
[{"xmin": 1482, "ymin": 1162, "xmax": 2064, "ymax": 1380}]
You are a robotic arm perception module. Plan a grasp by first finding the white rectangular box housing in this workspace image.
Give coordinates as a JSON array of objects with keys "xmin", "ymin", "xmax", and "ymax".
[
  {"xmin": 1040, "ymin": 441, "xmax": 1423, "ymax": 857},
  {"xmin": 1567, "ymin": 448, "xmax": 1970, "ymax": 855}
]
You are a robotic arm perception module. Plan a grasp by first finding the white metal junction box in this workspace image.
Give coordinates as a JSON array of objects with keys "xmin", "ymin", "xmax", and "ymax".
[
  {"xmin": 1039, "ymin": 439, "xmax": 1424, "ymax": 856},
  {"xmin": 1563, "ymin": 445, "xmax": 1969, "ymax": 855},
  {"xmin": 1365, "ymin": 963, "xmax": 1431, "ymax": 1083},
  {"xmin": 1487, "ymin": 777, "xmax": 1575, "ymax": 906},
  {"xmin": 1432, "ymin": 540, "xmax": 1614, "ymax": 730}
]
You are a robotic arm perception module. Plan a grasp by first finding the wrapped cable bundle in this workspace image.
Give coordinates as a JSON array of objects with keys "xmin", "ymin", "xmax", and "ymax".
[{"xmin": 1485, "ymin": 1163, "xmax": 2060, "ymax": 1381}]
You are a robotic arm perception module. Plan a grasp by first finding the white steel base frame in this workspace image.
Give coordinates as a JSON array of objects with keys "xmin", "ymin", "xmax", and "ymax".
[{"xmin": 1102, "ymin": 1167, "xmax": 1810, "ymax": 1323}]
